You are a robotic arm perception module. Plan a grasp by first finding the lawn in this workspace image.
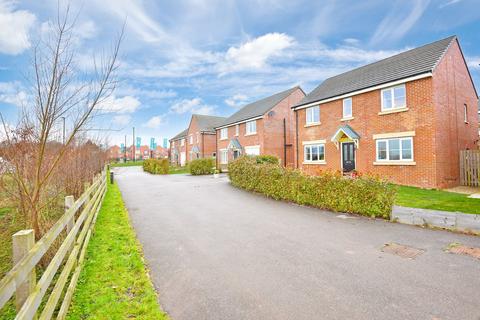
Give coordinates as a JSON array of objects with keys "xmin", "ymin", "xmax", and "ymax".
[
  {"xmin": 67, "ymin": 179, "xmax": 168, "ymax": 319},
  {"xmin": 110, "ymin": 160, "xmax": 144, "ymax": 167},
  {"xmin": 395, "ymin": 185, "xmax": 480, "ymax": 214}
]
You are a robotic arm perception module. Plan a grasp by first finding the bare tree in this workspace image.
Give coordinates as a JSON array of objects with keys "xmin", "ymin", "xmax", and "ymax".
[{"xmin": 0, "ymin": 6, "xmax": 123, "ymax": 238}]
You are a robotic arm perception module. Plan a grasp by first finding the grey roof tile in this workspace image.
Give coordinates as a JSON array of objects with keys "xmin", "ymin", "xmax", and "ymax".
[
  {"xmin": 218, "ymin": 86, "xmax": 302, "ymax": 128},
  {"xmin": 296, "ymin": 36, "xmax": 457, "ymax": 108},
  {"xmin": 170, "ymin": 128, "xmax": 188, "ymax": 141},
  {"xmin": 193, "ymin": 114, "xmax": 227, "ymax": 133}
]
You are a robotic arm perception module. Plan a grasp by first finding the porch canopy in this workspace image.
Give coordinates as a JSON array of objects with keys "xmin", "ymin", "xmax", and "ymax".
[
  {"xmin": 331, "ymin": 125, "xmax": 360, "ymax": 148},
  {"xmin": 228, "ymin": 138, "xmax": 243, "ymax": 151}
]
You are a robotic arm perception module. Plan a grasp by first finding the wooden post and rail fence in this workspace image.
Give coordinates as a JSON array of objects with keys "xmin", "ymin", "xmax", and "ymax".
[
  {"xmin": 0, "ymin": 167, "xmax": 108, "ymax": 319},
  {"xmin": 460, "ymin": 150, "xmax": 480, "ymax": 187}
]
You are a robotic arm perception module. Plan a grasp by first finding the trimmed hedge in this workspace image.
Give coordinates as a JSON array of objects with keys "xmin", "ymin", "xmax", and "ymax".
[
  {"xmin": 255, "ymin": 155, "xmax": 279, "ymax": 164},
  {"xmin": 143, "ymin": 158, "xmax": 169, "ymax": 174},
  {"xmin": 228, "ymin": 156, "xmax": 396, "ymax": 218},
  {"xmin": 189, "ymin": 158, "xmax": 215, "ymax": 175}
]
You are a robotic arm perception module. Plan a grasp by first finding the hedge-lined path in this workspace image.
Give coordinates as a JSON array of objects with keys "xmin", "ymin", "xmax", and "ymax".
[{"xmin": 115, "ymin": 166, "xmax": 480, "ymax": 320}]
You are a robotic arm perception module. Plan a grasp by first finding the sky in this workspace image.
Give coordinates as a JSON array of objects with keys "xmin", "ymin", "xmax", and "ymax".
[{"xmin": 0, "ymin": 0, "xmax": 479, "ymax": 146}]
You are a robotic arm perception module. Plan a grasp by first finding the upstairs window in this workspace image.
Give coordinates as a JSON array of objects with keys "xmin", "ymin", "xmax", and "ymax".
[
  {"xmin": 180, "ymin": 138, "xmax": 185, "ymax": 146},
  {"xmin": 464, "ymin": 104, "xmax": 468, "ymax": 123},
  {"xmin": 343, "ymin": 98, "xmax": 352, "ymax": 119},
  {"xmin": 381, "ymin": 84, "xmax": 406, "ymax": 111},
  {"xmin": 220, "ymin": 128, "xmax": 228, "ymax": 140},
  {"xmin": 189, "ymin": 135, "xmax": 193, "ymax": 144},
  {"xmin": 246, "ymin": 120, "xmax": 257, "ymax": 135},
  {"xmin": 306, "ymin": 106, "xmax": 320, "ymax": 124},
  {"xmin": 235, "ymin": 124, "xmax": 239, "ymax": 136}
]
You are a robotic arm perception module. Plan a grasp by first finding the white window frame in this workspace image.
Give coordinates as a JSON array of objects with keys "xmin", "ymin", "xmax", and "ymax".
[
  {"xmin": 220, "ymin": 149, "xmax": 228, "ymax": 164},
  {"xmin": 464, "ymin": 104, "xmax": 468, "ymax": 123},
  {"xmin": 375, "ymin": 137, "xmax": 414, "ymax": 162},
  {"xmin": 244, "ymin": 145, "xmax": 260, "ymax": 156},
  {"xmin": 196, "ymin": 132, "xmax": 200, "ymax": 143},
  {"xmin": 235, "ymin": 124, "xmax": 239, "ymax": 136},
  {"xmin": 342, "ymin": 98, "xmax": 353, "ymax": 119},
  {"xmin": 180, "ymin": 138, "xmax": 185, "ymax": 146},
  {"xmin": 245, "ymin": 120, "xmax": 257, "ymax": 135},
  {"xmin": 220, "ymin": 128, "xmax": 228, "ymax": 140},
  {"xmin": 381, "ymin": 84, "xmax": 406, "ymax": 111},
  {"xmin": 306, "ymin": 106, "xmax": 320, "ymax": 125},
  {"xmin": 303, "ymin": 143, "xmax": 325, "ymax": 163},
  {"xmin": 189, "ymin": 135, "xmax": 193, "ymax": 145}
]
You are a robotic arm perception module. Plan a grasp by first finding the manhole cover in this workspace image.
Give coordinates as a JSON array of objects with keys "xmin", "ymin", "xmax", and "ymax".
[
  {"xmin": 382, "ymin": 243, "xmax": 424, "ymax": 259},
  {"xmin": 447, "ymin": 243, "xmax": 480, "ymax": 259}
]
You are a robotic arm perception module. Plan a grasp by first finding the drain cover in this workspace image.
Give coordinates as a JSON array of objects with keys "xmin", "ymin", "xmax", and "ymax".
[
  {"xmin": 448, "ymin": 244, "xmax": 480, "ymax": 259},
  {"xmin": 382, "ymin": 243, "xmax": 424, "ymax": 259}
]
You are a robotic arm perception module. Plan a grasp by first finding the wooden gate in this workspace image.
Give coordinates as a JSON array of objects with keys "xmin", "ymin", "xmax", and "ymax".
[{"xmin": 460, "ymin": 150, "xmax": 480, "ymax": 187}]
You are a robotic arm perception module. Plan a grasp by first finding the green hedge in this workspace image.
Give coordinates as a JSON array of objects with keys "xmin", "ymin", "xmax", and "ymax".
[
  {"xmin": 228, "ymin": 156, "xmax": 396, "ymax": 218},
  {"xmin": 143, "ymin": 158, "xmax": 169, "ymax": 174},
  {"xmin": 189, "ymin": 158, "xmax": 215, "ymax": 175}
]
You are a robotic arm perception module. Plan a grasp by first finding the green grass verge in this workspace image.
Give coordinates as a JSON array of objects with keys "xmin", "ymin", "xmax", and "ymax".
[
  {"xmin": 67, "ymin": 180, "xmax": 168, "ymax": 319},
  {"xmin": 168, "ymin": 166, "xmax": 189, "ymax": 174},
  {"xmin": 110, "ymin": 160, "xmax": 144, "ymax": 167},
  {"xmin": 395, "ymin": 185, "xmax": 480, "ymax": 214}
]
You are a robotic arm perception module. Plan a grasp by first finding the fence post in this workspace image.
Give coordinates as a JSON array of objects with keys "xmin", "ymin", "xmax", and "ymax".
[
  {"xmin": 12, "ymin": 229, "xmax": 36, "ymax": 312},
  {"xmin": 65, "ymin": 195, "xmax": 75, "ymax": 253}
]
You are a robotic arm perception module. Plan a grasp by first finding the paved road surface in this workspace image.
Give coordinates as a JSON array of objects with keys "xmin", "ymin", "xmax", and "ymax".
[{"xmin": 115, "ymin": 167, "xmax": 480, "ymax": 320}]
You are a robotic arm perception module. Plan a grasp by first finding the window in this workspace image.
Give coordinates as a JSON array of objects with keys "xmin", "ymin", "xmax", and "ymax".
[
  {"xmin": 220, "ymin": 149, "xmax": 228, "ymax": 164},
  {"xmin": 381, "ymin": 84, "xmax": 406, "ymax": 111},
  {"xmin": 235, "ymin": 124, "xmax": 239, "ymax": 136},
  {"xmin": 304, "ymin": 144, "xmax": 325, "ymax": 162},
  {"xmin": 189, "ymin": 135, "xmax": 193, "ymax": 144},
  {"xmin": 220, "ymin": 128, "xmax": 228, "ymax": 140},
  {"xmin": 245, "ymin": 145, "xmax": 260, "ymax": 156},
  {"xmin": 196, "ymin": 133, "xmax": 200, "ymax": 143},
  {"xmin": 306, "ymin": 106, "xmax": 320, "ymax": 124},
  {"xmin": 376, "ymin": 137, "xmax": 413, "ymax": 161},
  {"xmin": 246, "ymin": 120, "xmax": 256, "ymax": 135},
  {"xmin": 343, "ymin": 98, "xmax": 352, "ymax": 118},
  {"xmin": 172, "ymin": 141, "xmax": 175, "ymax": 147},
  {"xmin": 464, "ymin": 104, "xmax": 468, "ymax": 123},
  {"xmin": 180, "ymin": 139, "xmax": 185, "ymax": 146}
]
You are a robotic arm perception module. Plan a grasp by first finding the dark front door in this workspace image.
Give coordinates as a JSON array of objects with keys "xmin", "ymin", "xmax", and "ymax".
[
  {"xmin": 342, "ymin": 142, "xmax": 355, "ymax": 172},
  {"xmin": 233, "ymin": 150, "xmax": 240, "ymax": 160}
]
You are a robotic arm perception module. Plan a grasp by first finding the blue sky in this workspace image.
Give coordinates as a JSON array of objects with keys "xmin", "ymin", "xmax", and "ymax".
[{"xmin": 0, "ymin": 0, "xmax": 479, "ymax": 146}]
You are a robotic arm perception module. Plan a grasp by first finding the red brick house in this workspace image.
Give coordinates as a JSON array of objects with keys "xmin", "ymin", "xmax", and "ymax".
[
  {"xmin": 215, "ymin": 86, "xmax": 305, "ymax": 170},
  {"xmin": 169, "ymin": 129, "xmax": 188, "ymax": 166},
  {"xmin": 293, "ymin": 36, "xmax": 478, "ymax": 189},
  {"xmin": 186, "ymin": 114, "xmax": 226, "ymax": 162},
  {"xmin": 107, "ymin": 145, "xmax": 122, "ymax": 161}
]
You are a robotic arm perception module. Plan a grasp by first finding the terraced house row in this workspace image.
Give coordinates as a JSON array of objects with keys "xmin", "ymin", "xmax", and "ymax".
[{"xmin": 170, "ymin": 36, "xmax": 479, "ymax": 188}]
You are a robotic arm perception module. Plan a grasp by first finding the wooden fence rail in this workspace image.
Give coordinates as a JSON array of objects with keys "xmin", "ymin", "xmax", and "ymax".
[
  {"xmin": 0, "ymin": 167, "xmax": 108, "ymax": 319},
  {"xmin": 460, "ymin": 150, "xmax": 480, "ymax": 187}
]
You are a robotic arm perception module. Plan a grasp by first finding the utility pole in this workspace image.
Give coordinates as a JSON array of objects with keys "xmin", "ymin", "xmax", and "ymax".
[
  {"xmin": 61, "ymin": 117, "xmax": 65, "ymax": 145},
  {"xmin": 132, "ymin": 127, "xmax": 136, "ymax": 162}
]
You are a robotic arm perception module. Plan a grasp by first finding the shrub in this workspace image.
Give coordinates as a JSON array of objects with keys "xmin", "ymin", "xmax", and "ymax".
[
  {"xmin": 143, "ymin": 158, "xmax": 169, "ymax": 174},
  {"xmin": 189, "ymin": 158, "xmax": 215, "ymax": 175},
  {"xmin": 227, "ymin": 157, "xmax": 396, "ymax": 219},
  {"xmin": 255, "ymin": 154, "xmax": 279, "ymax": 164}
]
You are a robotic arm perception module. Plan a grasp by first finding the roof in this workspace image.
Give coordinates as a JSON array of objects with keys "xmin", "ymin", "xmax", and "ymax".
[
  {"xmin": 192, "ymin": 114, "xmax": 227, "ymax": 133},
  {"xmin": 227, "ymin": 138, "xmax": 242, "ymax": 150},
  {"xmin": 296, "ymin": 36, "xmax": 457, "ymax": 108},
  {"xmin": 218, "ymin": 86, "xmax": 302, "ymax": 128},
  {"xmin": 170, "ymin": 128, "xmax": 188, "ymax": 141},
  {"xmin": 331, "ymin": 125, "xmax": 360, "ymax": 141}
]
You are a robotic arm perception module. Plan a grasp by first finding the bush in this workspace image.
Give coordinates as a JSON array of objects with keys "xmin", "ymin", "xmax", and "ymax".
[
  {"xmin": 255, "ymin": 154, "xmax": 279, "ymax": 164},
  {"xmin": 227, "ymin": 156, "xmax": 396, "ymax": 219},
  {"xmin": 189, "ymin": 158, "xmax": 215, "ymax": 175},
  {"xmin": 143, "ymin": 159, "xmax": 169, "ymax": 174}
]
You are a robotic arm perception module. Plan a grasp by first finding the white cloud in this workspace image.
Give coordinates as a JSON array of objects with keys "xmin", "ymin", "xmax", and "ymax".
[
  {"xmin": 112, "ymin": 114, "xmax": 131, "ymax": 126},
  {"xmin": 219, "ymin": 33, "xmax": 295, "ymax": 74},
  {"xmin": 144, "ymin": 115, "xmax": 164, "ymax": 128},
  {"xmin": 439, "ymin": 0, "xmax": 461, "ymax": 8},
  {"xmin": 225, "ymin": 94, "xmax": 248, "ymax": 108},
  {"xmin": 467, "ymin": 56, "xmax": 480, "ymax": 70},
  {"xmin": 370, "ymin": 0, "xmax": 430, "ymax": 45},
  {"xmin": 343, "ymin": 38, "xmax": 360, "ymax": 45},
  {"xmin": 97, "ymin": 95, "xmax": 141, "ymax": 114},
  {"xmin": 0, "ymin": 81, "xmax": 29, "ymax": 107},
  {"xmin": 0, "ymin": 1, "xmax": 36, "ymax": 55},
  {"xmin": 170, "ymin": 98, "xmax": 215, "ymax": 115}
]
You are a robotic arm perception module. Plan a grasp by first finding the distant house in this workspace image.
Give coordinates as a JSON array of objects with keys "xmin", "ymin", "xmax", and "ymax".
[
  {"xmin": 186, "ymin": 114, "xmax": 226, "ymax": 162},
  {"xmin": 169, "ymin": 129, "xmax": 188, "ymax": 166},
  {"xmin": 215, "ymin": 86, "xmax": 305, "ymax": 170},
  {"xmin": 293, "ymin": 36, "xmax": 478, "ymax": 188},
  {"xmin": 107, "ymin": 145, "xmax": 122, "ymax": 161}
]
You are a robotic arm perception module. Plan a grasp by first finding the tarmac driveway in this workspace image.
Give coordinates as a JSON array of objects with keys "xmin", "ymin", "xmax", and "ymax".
[{"xmin": 115, "ymin": 166, "xmax": 480, "ymax": 320}]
